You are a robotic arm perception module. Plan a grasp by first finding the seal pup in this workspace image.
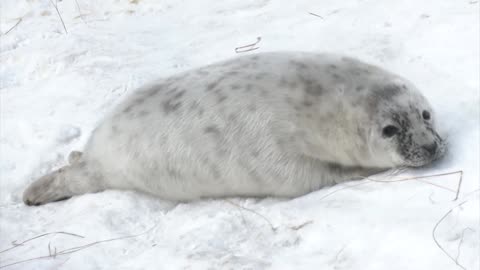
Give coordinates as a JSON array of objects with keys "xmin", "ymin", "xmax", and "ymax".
[{"xmin": 23, "ymin": 52, "xmax": 446, "ymax": 205}]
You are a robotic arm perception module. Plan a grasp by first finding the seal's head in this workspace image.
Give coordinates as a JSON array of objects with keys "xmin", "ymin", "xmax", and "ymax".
[{"xmin": 368, "ymin": 80, "xmax": 447, "ymax": 167}]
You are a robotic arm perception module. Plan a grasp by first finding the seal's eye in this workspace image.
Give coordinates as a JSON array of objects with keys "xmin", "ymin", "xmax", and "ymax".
[
  {"xmin": 422, "ymin": 110, "xmax": 431, "ymax": 120},
  {"xmin": 382, "ymin": 125, "xmax": 399, "ymax": 138}
]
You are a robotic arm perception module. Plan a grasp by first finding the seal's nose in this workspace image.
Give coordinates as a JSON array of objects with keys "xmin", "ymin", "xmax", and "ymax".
[{"xmin": 422, "ymin": 142, "xmax": 438, "ymax": 156}]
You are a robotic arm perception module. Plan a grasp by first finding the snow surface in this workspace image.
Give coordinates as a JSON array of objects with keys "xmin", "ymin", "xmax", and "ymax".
[{"xmin": 0, "ymin": 0, "xmax": 479, "ymax": 269}]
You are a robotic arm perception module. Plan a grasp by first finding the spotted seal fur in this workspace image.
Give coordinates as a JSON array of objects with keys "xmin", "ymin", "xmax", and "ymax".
[{"xmin": 23, "ymin": 52, "xmax": 446, "ymax": 205}]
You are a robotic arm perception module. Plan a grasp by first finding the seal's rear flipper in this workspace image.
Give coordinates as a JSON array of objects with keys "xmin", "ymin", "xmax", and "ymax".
[
  {"xmin": 23, "ymin": 166, "xmax": 74, "ymax": 206},
  {"xmin": 23, "ymin": 160, "xmax": 104, "ymax": 206},
  {"xmin": 68, "ymin": 151, "xmax": 83, "ymax": 165}
]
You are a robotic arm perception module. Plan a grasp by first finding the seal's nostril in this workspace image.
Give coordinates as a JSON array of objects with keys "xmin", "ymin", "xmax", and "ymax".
[{"xmin": 422, "ymin": 142, "xmax": 437, "ymax": 155}]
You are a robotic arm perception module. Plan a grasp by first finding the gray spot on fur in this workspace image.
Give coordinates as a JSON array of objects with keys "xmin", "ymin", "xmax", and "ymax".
[
  {"xmin": 291, "ymin": 60, "xmax": 309, "ymax": 70},
  {"xmin": 138, "ymin": 110, "xmax": 149, "ymax": 117},
  {"xmin": 351, "ymin": 70, "xmax": 363, "ymax": 76},
  {"xmin": 361, "ymin": 68, "xmax": 372, "ymax": 74},
  {"xmin": 174, "ymin": 90, "xmax": 186, "ymax": 99},
  {"xmin": 241, "ymin": 61, "xmax": 258, "ymax": 69},
  {"xmin": 166, "ymin": 87, "xmax": 178, "ymax": 95},
  {"xmin": 167, "ymin": 168, "xmax": 182, "ymax": 178},
  {"xmin": 123, "ymin": 106, "xmax": 133, "ymax": 113},
  {"xmin": 228, "ymin": 114, "xmax": 237, "ymax": 122},
  {"xmin": 213, "ymin": 89, "xmax": 228, "ymax": 103},
  {"xmin": 217, "ymin": 95, "xmax": 227, "ymax": 103},
  {"xmin": 224, "ymin": 71, "xmax": 240, "ymax": 77},
  {"xmin": 197, "ymin": 70, "xmax": 209, "ymax": 76},
  {"xmin": 135, "ymin": 97, "xmax": 145, "ymax": 105},
  {"xmin": 205, "ymin": 73, "xmax": 237, "ymax": 92},
  {"xmin": 189, "ymin": 102, "xmax": 199, "ymax": 110},
  {"xmin": 203, "ymin": 125, "xmax": 227, "ymax": 157},
  {"xmin": 204, "ymin": 125, "xmax": 220, "ymax": 134},
  {"xmin": 162, "ymin": 99, "xmax": 182, "ymax": 114},
  {"xmin": 254, "ymin": 72, "xmax": 268, "ymax": 80},
  {"xmin": 141, "ymin": 87, "xmax": 161, "ymax": 98},
  {"xmin": 189, "ymin": 101, "xmax": 205, "ymax": 117},
  {"xmin": 122, "ymin": 97, "xmax": 146, "ymax": 113},
  {"xmin": 297, "ymin": 74, "xmax": 324, "ymax": 96},
  {"xmin": 207, "ymin": 82, "xmax": 219, "ymax": 91},
  {"xmin": 302, "ymin": 100, "xmax": 313, "ymax": 107},
  {"xmin": 304, "ymin": 82, "xmax": 324, "ymax": 96},
  {"xmin": 161, "ymin": 88, "xmax": 186, "ymax": 114},
  {"xmin": 374, "ymin": 84, "xmax": 404, "ymax": 100},
  {"xmin": 356, "ymin": 85, "xmax": 365, "ymax": 91}
]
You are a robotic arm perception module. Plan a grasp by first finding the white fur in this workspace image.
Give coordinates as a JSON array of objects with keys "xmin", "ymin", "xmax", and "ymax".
[{"xmin": 23, "ymin": 52, "xmax": 444, "ymax": 205}]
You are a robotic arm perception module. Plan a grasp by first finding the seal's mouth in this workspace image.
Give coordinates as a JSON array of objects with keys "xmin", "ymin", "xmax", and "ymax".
[
  {"xmin": 404, "ymin": 138, "xmax": 448, "ymax": 167},
  {"xmin": 431, "ymin": 138, "xmax": 448, "ymax": 163}
]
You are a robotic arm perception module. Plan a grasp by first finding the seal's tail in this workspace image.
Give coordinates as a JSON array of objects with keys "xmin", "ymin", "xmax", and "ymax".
[{"xmin": 23, "ymin": 151, "xmax": 103, "ymax": 206}]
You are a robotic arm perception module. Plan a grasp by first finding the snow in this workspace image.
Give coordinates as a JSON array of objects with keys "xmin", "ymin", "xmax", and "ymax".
[{"xmin": 0, "ymin": 0, "xmax": 479, "ymax": 269}]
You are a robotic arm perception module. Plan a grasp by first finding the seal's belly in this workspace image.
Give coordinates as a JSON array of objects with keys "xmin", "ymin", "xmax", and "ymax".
[{"xmin": 85, "ymin": 102, "xmax": 308, "ymax": 200}]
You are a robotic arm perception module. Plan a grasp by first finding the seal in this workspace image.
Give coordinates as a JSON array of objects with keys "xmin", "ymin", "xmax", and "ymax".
[{"xmin": 23, "ymin": 52, "xmax": 446, "ymax": 206}]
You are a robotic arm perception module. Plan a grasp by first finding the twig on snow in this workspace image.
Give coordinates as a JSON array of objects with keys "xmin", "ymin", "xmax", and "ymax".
[
  {"xmin": 49, "ymin": 0, "xmax": 68, "ymax": 34},
  {"xmin": 334, "ymin": 244, "xmax": 347, "ymax": 262},
  {"xmin": 230, "ymin": 201, "xmax": 249, "ymax": 227},
  {"xmin": 317, "ymin": 169, "xmax": 404, "ymax": 201},
  {"xmin": 73, "ymin": 0, "xmax": 89, "ymax": 26},
  {"xmin": 455, "ymin": 227, "xmax": 474, "ymax": 263},
  {"xmin": 453, "ymin": 171, "xmax": 463, "ymax": 201},
  {"xmin": 0, "ymin": 231, "xmax": 84, "ymax": 254},
  {"xmin": 317, "ymin": 181, "xmax": 369, "ymax": 201},
  {"xmin": 289, "ymin": 220, "xmax": 313, "ymax": 231},
  {"xmin": 2, "ymin": 18, "xmax": 22, "ymax": 36},
  {"xmin": 235, "ymin": 37, "xmax": 261, "ymax": 53},
  {"xmin": 226, "ymin": 199, "xmax": 276, "ymax": 232},
  {"xmin": 317, "ymin": 169, "xmax": 473, "ymax": 269},
  {"xmin": 0, "ymin": 224, "xmax": 157, "ymax": 269},
  {"xmin": 431, "ymin": 190, "xmax": 479, "ymax": 270},
  {"xmin": 363, "ymin": 170, "xmax": 463, "ymax": 199},
  {"xmin": 431, "ymin": 200, "xmax": 470, "ymax": 270},
  {"xmin": 308, "ymin": 12, "xmax": 324, "ymax": 19},
  {"xmin": 317, "ymin": 170, "xmax": 464, "ymax": 202},
  {"xmin": 365, "ymin": 170, "xmax": 462, "ymax": 184}
]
